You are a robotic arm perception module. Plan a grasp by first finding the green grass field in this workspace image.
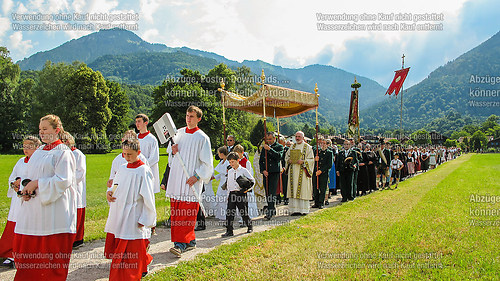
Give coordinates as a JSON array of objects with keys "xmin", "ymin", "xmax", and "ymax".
[
  {"xmin": 0, "ymin": 150, "xmax": 253, "ymax": 241},
  {"xmin": 144, "ymin": 153, "xmax": 499, "ymax": 281}
]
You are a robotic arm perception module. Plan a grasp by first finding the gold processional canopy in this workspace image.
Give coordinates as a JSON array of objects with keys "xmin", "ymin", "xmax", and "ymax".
[{"xmin": 220, "ymin": 84, "xmax": 318, "ymax": 118}]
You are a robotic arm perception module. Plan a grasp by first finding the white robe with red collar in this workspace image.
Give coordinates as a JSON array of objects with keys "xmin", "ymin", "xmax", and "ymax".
[
  {"xmin": 165, "ymin": 127, "xmax": 213, "ymax": 202},
  {"xmin": 72, "ymin": 148, "xmax": 87, "ymax": 208},
  {"xmin": 105, "ymin": 163, "xmax": 156, "ymax": 240},
  {"xmin": 138, "ymin": 132, "xmax": 160, "ymax": 193},
  {"xmin": 7, "ymin": 157, "xmax": 28, "ymax": 222},
  {"xmin": 15, "ymin": 143, "xmax": 77, "ymax": 235}
]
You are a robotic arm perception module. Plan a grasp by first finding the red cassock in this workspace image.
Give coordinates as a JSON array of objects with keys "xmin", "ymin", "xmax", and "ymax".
[
  {"xmin": 74, "ymin": 208, "xmax": 85, "ymax": 242},
  {"xmin": 104, "ymin": 233, "xmax": 152, "ymax": 281},
  {"xmin": 0, "ymin": 220, "xmax": 16, "ymax": 258},
  {"xmin": 14, "ymin": 233, "xmax": 76, "ymax": 281},
  {"xmin": 170, "ymin": 199, "xmax": 199, "ymax": 243}
]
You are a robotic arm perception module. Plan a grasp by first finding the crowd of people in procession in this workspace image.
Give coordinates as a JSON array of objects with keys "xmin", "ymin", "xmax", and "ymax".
[{"xmin": 0, "ymin": 106, "xmax": 462, "ymax": 280}]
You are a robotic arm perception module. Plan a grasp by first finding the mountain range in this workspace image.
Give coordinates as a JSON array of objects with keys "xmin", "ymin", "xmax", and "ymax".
[
  {"xmin": 16, "ymin": 28, "xmax": 500, "ymax": 132},
  {"xmin": 16, "ymin": 28, "xmax": 387, "ymax": 125}
]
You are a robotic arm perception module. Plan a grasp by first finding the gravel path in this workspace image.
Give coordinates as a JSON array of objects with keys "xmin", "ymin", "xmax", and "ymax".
[{"xmin": 0, "ymin": 193, "xmax": 347, "ymax": 280}]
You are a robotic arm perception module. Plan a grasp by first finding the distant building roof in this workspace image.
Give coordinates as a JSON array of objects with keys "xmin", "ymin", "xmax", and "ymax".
[{"xmin": 487, "ymin": 138, "xmax": 500, "ymax": 148}]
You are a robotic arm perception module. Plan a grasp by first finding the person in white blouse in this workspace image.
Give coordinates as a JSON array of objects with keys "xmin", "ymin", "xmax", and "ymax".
[
  {"xmin": 221, "ymin": 152, "xmax": 255, "ymax": 237},
  {"xmin": 214, "ymin": 146, "xmax": 230, "ymax": 221}
]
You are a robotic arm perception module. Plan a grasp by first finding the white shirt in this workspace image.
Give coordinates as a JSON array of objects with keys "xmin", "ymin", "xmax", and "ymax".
[
  {"xmin": 15, "ymin": 143, "xmax": 77, "ymax": 235},
  {"xmin": 226, "ymin": 165, "xmax": 255, "ymax": 192},
  {"xmin": 105, "ymin": 163, "xmax": 156, "ymax": 240},
  {"xmin": 138, "ymin": 132, "xmax": 160, "ymax": 193},
  {"xmin": 7, "ymin": 157, "xmax": 28, "ymax": 222},
  {"xmin": 390, "ymin": 159, "xmax": 403, "ymax": 170},
  {"xmin": 72, "ymin": 148, "xmax": 87, "ymax": 208},
  {"xmin": 166, "ymin": 128, "xmax": 213, "ymax": 202}
]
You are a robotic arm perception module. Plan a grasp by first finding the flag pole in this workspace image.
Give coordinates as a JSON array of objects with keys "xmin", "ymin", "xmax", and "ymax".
[
  {"xmin": 400, "ymin": 54, "xmax": 405, "ymax": 133},
  {"xmin": 315, "ymin": 83, "xmax": 319, "ymax": 190},
  {"xmin": 219, "ymin": 80, "xmax": 227, "ymax": 146}
]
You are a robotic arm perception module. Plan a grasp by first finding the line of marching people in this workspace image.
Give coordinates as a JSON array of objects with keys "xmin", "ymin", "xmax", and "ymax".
[
  {"xmin": 329, "ymin": 139, "xmax": 462, "ymax": 203},
  {"xmin": 1, "ymin": 109, "xmax": 462, "ymax": 281}
]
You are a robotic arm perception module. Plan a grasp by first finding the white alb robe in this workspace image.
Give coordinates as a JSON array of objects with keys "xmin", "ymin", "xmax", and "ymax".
[
  {"xmin": 72, "ymin": 148, "xmax": 87, "ymax": 208},
  {"xmin": 202, "ymin": 180, "xmax": 216, "ymax": 217},
  {"xmin": 15, "ymin": 143, "xmax": 77, "ymax": 235},
  {"xmin": 214, "ymin": 159, "xmax": 230, "ymax": 220},
  {"xmin": 138, "ymin": 132, "xmax": 161, "ymax": 193},
  {"xmin": 105, "ymin": 163, "xmax": 156, "ymax": 240},
  {"xmin": 243, "ymin": 161, "xmax": 259, "ymax": 219},
  {"xmin": 252, "ymin": 151, "xmax": 267, "ymax": 211},
  {"xmin": 165, "ymin": 128, "xmax": 213, "ymax": 202},
  {"xmin": 7, "ymin": 157, "xmax": 28, "ymax": 222}
]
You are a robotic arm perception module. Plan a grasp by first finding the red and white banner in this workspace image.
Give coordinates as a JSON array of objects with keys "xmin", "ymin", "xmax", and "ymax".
[{"xmin": 386, "ymin": 67, "xmax": 410, "ymax": 96}]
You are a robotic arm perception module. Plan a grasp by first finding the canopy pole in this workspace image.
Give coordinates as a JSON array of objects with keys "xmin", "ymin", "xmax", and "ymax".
[
  {"xmin": 277, "ymin": 116, "xmax": 280, "ymax": 138},
  {"xmin": 219, "ymin": 80, "xmax": 227, "ymax": 146},
  {"xmin": 315, "ymin": 83, "xmax": 319, "ymax": 190},
  {"xmin": 258, "ymin": 69, "xmax": 269, "ymax": 195}
]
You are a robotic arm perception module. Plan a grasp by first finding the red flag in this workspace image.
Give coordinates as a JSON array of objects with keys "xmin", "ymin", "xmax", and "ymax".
[{"xmin": 386, "ymin": 67, "xmax": 410, "ymax": 96}]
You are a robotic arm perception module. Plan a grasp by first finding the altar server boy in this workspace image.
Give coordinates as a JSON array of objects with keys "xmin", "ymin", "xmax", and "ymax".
[
  {"xmin": 107, "ymin": 130, "xmax": 149, "ymax": 188},
  {"xmin": 105, "ymin": 138, "xmax": 156, "ymax": 280},
  {"xmin": 61, "ymin": 131, "xmax": 87, "ymax": 248},
  {"xmin": 0, "ymin": 136, "xmax": 41, "ymax": 268}
]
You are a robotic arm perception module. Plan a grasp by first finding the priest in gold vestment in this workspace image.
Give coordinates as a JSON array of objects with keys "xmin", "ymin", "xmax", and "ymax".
[{"xmin": 285, "ymin": 131, "xmax": 314, "ymax": 215}]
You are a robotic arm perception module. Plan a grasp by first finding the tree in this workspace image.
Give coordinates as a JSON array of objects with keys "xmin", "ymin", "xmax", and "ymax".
[
  {"xmin": 470, "ymin": 130, "xmax": 487, "ymax": 151},
  {"xmin": 234, "ymin": 66, "xmax": 259, "ymax": 96},
  {"xmin": 443, "ymin": 139, "xmax": 457, "ymax": 148},
  {"xmin": 152, "ymin": 78, "xmax": 223, "ymax": 148},
  {"xmin": 481, "ymin": 114, "xmax": 500, "ymax": 138},
  {"xmin": 411, "ymin": 129, "xmax": 431, "ymax": 145},
  {"xmin": 249, "ymin": 119, "xmax": 275, "ymax": 147},
  {"xmin": 0, "ymin": 47, "xmax": 21, "ymax": 151},
  {"xmin": 301, "ymin": 124, "xmax": 316, "ymax": 139},
  {"xmin": 450, "ymin": 130, "xmax": 470, "ymax": 140},
  {"xmin": 31, "ymin": 61, "xmax": 84, "ymax": 128},
  {"xmin": 106, "ymin": 80, "xmax": 130, "ymax": 146},
  {"xmin": 152, "ymin": 65, "xmax": 260, "ymax": 149},
  {"xmin": 62, "ymin": 65, "xmax": 112, "ymax": 153},
  {"xmin": 203, "ymin": 63, "xmax": 236, "ymax": 95},
  {"xmin": 462, "ymin": 124, "xmax": 480, "ymax": 135}
]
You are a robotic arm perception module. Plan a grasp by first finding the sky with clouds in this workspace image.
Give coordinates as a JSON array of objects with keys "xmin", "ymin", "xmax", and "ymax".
[{"xmin": 1, "ymin": 0, "xmax": 499, "ymax": 88}]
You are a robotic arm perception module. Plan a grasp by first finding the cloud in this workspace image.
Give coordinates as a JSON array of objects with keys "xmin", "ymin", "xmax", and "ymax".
[
  {"xmin": 268, "ymin": 0, "xmax": 500, "ymax": 88},
  {"xmin": 9, "ymin": 32, "xmax": 33, "ymax": 56},
  {"xmin": 140, "ymin": 0, "xmax": 159, "ymax": 23},
  {"xmin": 4, "ymin": 0, "xmax": 500, "ymax": 83},
  {"xmin": 142, "ymin": 28, "xmax": 159, "ymax": 42},
  {"xmin": 2, "ymin": 0, "xmax": 13, "ymax": 15},
  {"xmin": 0, "ymin": 17, "xmax": 10, "ymax": 37}
]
